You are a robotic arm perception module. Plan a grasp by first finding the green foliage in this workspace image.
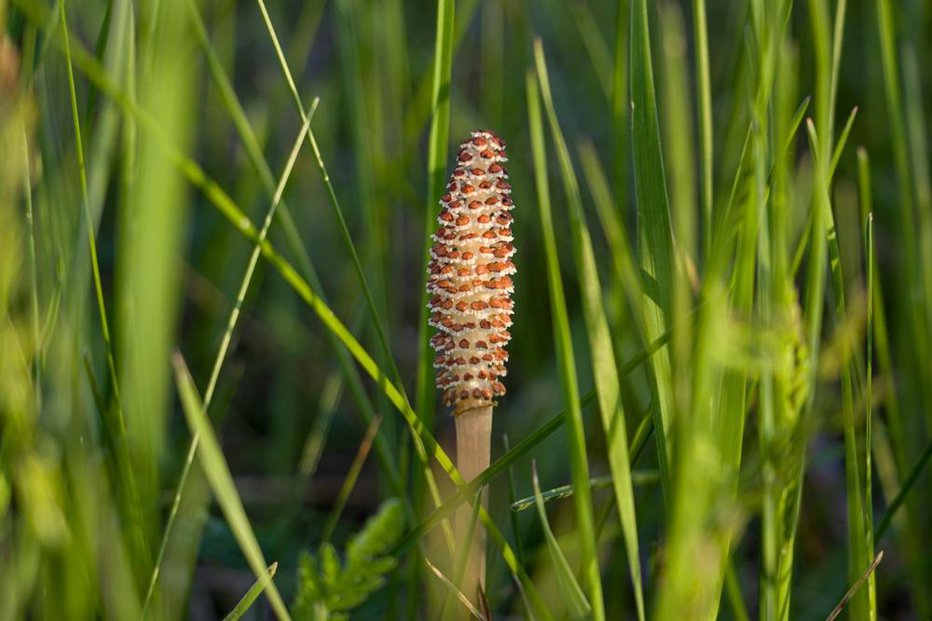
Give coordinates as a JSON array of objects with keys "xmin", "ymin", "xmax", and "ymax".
[
  {"xmin": 3, "ymin": 0, "xmax": 932, "ymax": 618},
  {"xmin": 293, "ymin": 499, "xmax": 405, "ymax": 621}
]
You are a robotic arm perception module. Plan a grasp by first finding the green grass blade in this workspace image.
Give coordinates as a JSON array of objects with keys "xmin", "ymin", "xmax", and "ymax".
[
  {"xmin": 181, "ymin": 0, "xmax": 319, "ymax": 289},
  {"xmin": 901, "ymin": 46, "xmax": 932, "ymax": 384},
  {"xmin": 395, "ymin": 336, "xmax": 667, "ymax": 554},
  {"xmin": 611, "ymin": 0, "xmax": 630, "ymax": 210},
  {"xmin": 60, "ymin": 0, "xmax": 135, "ymax": 505},
  {"xmin": 172, "ymin": 354, "xmax": 290, "ymax": 621},
  {"xmin": 630, "ymin": 0, "xmax": 675, "ymax": 490},
  {"xmin": 22, "ymin": 130, "xmax": 41, "ymax": 407},
  {"xmin": 691, "ymin": 0, "xmax": 713, "ymax": 260},
  {"xmin": 577, "ymin": 140, "xmax": 651, "ymax": 348},
  {"xmin": 322, "ymin": 415, "xmax": 382, "ymax": 543},
  {"xmin": 439, "ymin": 490, "xmax": 483, "ymax": 621},
  {"xmin": 254, "ymin": 0, "xmax": 407, "ymax": 401},
  {"xmin": 180, "ymin": 0, "xmax": 403, "ymax": 520},
  {"xmin": 528, "ymin": 62, "xmax": 605, "ymax": 621},
  {"xmin": 221, "ymin": 563, "xmax": 279, "ymax": 621},
  {"xmin": 415, "ymin": 0, "xmax": 456, "ymax": 431},
  {"xmin": 874, "ymin": 436, "xmax": 932, "ymax": 540},
  {"xmin": 254, "ymin": 0, "xmax": 458, "ymax": 554},
  {"xmin": 807, "ymin": 117, "xmax": 870, "ymax": 620},
  {"xmin": 407, "ymin": 0, "xmax": 457, "ymax": 600},
  {"xmin": 864, "ymin": 211, "xmax": 877, "ymax": 617},
  {"xmin": 874, "ymin": 0, "xmax": 928, "ymax": 395},
  {"xmin": 531, "ymin": 463, "xmax": 591, "ymax": 620},
  {"xmin": 13, "ymin": 13, "xmax": 444, "ymax": 521},
  {"xmin": 828, "ymin": 106, "xmax": 858, "ymax": 180},
  {"xmin": 502, "ymin": 434, "xmax": 525, "ymax": 568},
  {"xmin": 568, "ymin": 1, "xmax": 613, "ymax": 99},
  {"xmin": 511, "ymin": 470, "xmax": 658, "ymax": 513},
  {"xmin": 535, "ymin": 40, "xmax": 644, "ymax": 621},
  {"xmin": 249, "ymin": 5, "xmax": 461, "ymax": 554}
]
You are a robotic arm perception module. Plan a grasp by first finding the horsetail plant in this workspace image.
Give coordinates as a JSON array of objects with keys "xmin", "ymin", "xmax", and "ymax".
[{"xmin": 427, "ymin": 130, "xmax": 515, "ymax": 605}]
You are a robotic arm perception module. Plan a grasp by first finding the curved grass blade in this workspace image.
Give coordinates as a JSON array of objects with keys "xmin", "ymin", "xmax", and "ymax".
[
  {"xmin": 172, "ymin": 354, "xmax": 290, "ymax": 621},
  {"xmin": 829, "ymin": 107, "xmax": 858, "ymax": 179},
  {"xmin": 222, "ymin": 563, "xmax": 279, "ymax": 621},
  {"xmin": 874, "ymin": 439, "xmax": 932, "ymax": 539},
  {"xmin": 511, "ymin": 471, "xmax": 659, "ymax": 513},
  {"xmin": 532, "ymin": 463, "xmax": 591, "ymax": 620}
]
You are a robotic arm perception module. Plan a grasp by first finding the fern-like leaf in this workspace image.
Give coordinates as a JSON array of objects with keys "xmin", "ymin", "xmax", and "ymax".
[{"xmin": 292, "ymin": 498, "xmax": 405, "ymax": 620}]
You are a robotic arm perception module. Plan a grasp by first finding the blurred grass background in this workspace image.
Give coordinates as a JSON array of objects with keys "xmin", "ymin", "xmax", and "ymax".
[{"xmin": 1, "ymin": 0, "xmax": 930, "ymax": 619}]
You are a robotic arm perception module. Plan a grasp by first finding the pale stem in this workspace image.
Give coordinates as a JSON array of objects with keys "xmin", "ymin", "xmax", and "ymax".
[{"xmin": 454, "ymin": 405, "xmax": 493, "ymax": 610}]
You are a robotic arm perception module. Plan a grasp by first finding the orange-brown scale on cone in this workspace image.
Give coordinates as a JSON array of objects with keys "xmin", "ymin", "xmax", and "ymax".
[{"xmin": 427, "ymin": 130, "xmax": 515, "ymax": 413}]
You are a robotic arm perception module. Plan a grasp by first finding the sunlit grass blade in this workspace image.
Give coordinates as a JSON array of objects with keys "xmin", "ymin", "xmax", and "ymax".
[
  {"xmin": 172, "ymin": 354, "xmax": 290, "ymax": 621},
  {"xmin": 423, "ymin": 556, "xmax": 484, "ymax": 620},
  {"xmin": 535, "ymin": 39, "xmax": 645, "ymax": 620},
  {"xmin": 629, "ymin": 0, "xmax": 675, "ymax": 489},
  {"xmin": 222, "ymin": 562, "xmax": 279, "ymax": 621},
  {"xmin": 659, "ymin": 13, "xmax": 700, "ymax": 544},
  {"xmin": 528, "ymin": 63, "xmax": 605, "ymax": 621}
]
